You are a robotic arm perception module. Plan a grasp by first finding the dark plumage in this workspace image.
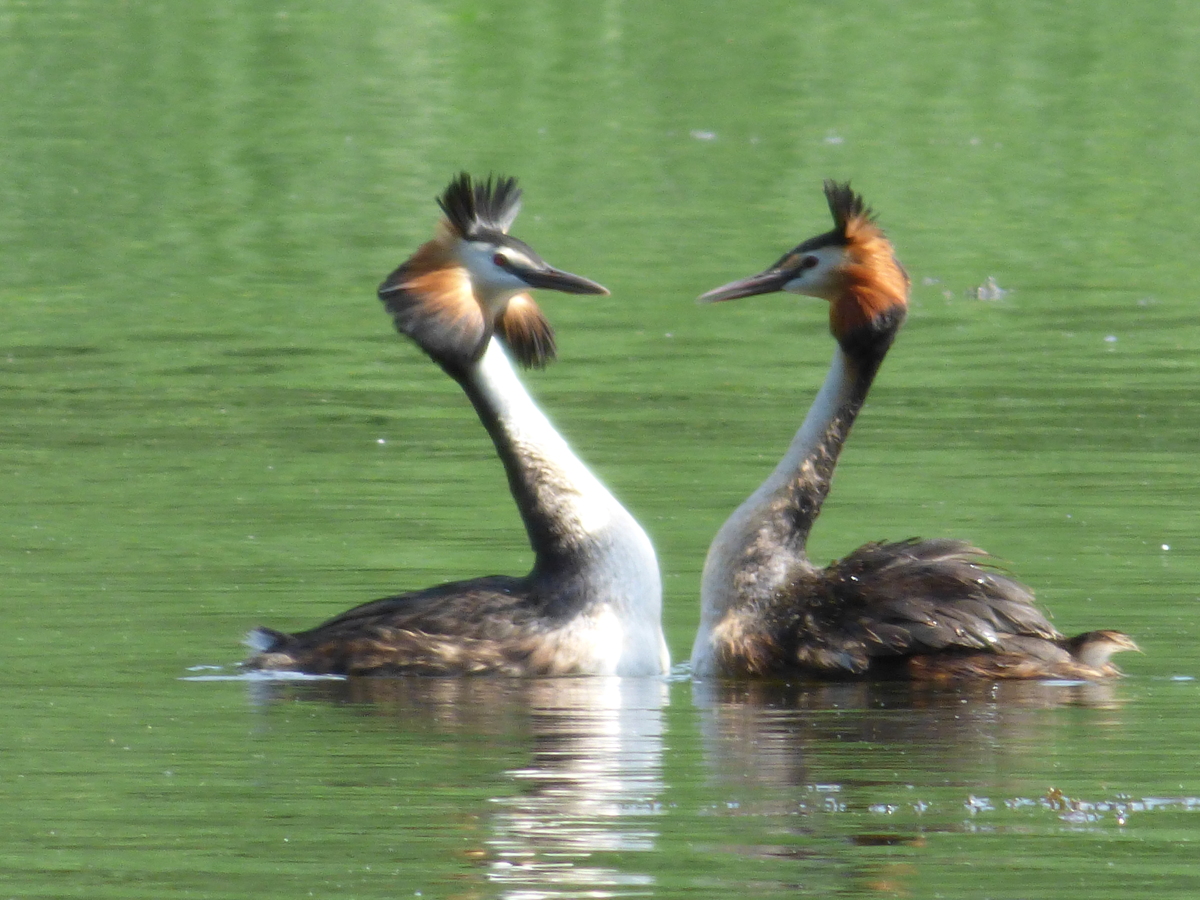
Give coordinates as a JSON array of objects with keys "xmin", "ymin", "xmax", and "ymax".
[
  {"xmin": 249, "ymin": 576, "xmax": 582, "ymax": 676},
  {"xmin": 713, "ymin": 539, "xmax": 1122, "ymax": 679}
]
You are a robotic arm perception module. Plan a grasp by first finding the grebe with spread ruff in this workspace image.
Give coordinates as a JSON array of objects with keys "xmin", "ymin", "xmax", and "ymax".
[
  {"xmin": 690, "ymin": 181, "xmax": 1136, "ymax": 681},
  {"xmin": 246, "ymin": 174, "xmax": 668, "ymax": 676}
]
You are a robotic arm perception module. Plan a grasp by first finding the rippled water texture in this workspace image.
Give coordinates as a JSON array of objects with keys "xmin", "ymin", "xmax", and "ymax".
[{"xmin": 3, "ymin": 1, "xmax": 1200, "ymax": 897}]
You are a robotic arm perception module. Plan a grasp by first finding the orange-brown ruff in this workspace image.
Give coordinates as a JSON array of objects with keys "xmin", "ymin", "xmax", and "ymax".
[
  {"xmin": 691, "ymin": 181, "xmax": 1136, "ymax": 682},
  {"xmin": 245, "ymin": 173, "xmax": 667, "ymax": 677},
  {"xmin": 828, "ymin": 206, "xmax": 909, "ymax": 340}
]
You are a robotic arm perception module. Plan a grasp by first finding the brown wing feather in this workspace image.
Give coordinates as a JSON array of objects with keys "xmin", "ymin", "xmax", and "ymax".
[
  {"xmin": 245, "ymin": 576, "xmax": 557, "ymax": 676},
  {"xmin": 753, "ymin": 539, "xmax": 1065, "ymax": 677}
]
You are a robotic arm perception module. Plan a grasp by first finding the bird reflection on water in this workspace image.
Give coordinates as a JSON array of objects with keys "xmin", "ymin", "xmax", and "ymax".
[
  {"xmin": 238, "ymin": 673, "xmax": 1170, "ymax": 896},
  {"xmin": 694, "ymin": 677, "xmax": 1128, "ymax": 796},
  {"xmin": 690, "ymin": 678, "xmax": 1134, "ymax": 895},
  {"xmin": 251, "ymin": 676, "xmax": 667, "ymax": 897},
  {"xmin": 487, "ymin": 678, "xmax": 665, "ymax": 895}
]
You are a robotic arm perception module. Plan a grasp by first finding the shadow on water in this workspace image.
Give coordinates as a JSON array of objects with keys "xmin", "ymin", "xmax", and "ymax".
[{"xmin": 250, "ymin": 675, "xmax": 668, "ymax": 897}]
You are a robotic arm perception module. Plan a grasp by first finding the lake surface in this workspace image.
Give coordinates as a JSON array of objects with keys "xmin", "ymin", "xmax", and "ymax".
[{"xmin": 2, "ymin": 1, "xmax": 1199, "ymax": 896}]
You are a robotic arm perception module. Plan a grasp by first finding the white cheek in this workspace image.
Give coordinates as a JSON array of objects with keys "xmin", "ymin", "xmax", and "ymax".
[
  {"xmin": 782, "ymin": 246, "xmax": 844, "ymax": 299},
  {"xmin": 782, "ymin": 274, "xmax": 811, "ymax": 293},
  {"xmin": 460, "ymin": 243, "xmax": 527, "ymax": 300},
  {"xmin": 782, "ymin": 272, "xmax": 830, "ymax": 299}
]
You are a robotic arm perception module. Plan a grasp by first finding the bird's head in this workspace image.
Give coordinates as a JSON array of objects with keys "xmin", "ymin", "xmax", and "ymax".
[
  {"xmin": 699, "ymin": 181, "xmax": 910, "ymax": 357},
  {"xmin": 379, "ymin": 173, "xmax": 608, "ymax": 373},
  {"xmin": 1065, "ymin": 629, "xmax": 1141, "ymax": 670}
]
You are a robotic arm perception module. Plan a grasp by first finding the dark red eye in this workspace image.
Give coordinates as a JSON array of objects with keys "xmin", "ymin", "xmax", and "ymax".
[
  {"xmin": 493, "ymin": 252, "xmax": 509, "ymax": 267},
  {"xmin": 800, "ymin": 255, "xmax": 819, "ymax": 270}
]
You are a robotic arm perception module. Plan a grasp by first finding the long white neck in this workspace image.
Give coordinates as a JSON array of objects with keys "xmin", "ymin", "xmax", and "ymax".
[
  {"xmin": 743, "ymin": 346, "xmax": 858, "ymax": 513},
  {"xmin": 465, "ymin": 340, "xmax": 626, "ymax": 552},
  {"xmin": 461, "ymin": 339, "xmax": 668, "ymax": 675},
  {"xmin": 692, "ymin": 346, "xmax": 863, "ymax": 672}
]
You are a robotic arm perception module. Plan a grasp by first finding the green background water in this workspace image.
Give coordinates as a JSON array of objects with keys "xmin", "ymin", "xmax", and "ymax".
[{"xmin": 3, "ymin": 0, "xmax": 1199, "ymax": 896}]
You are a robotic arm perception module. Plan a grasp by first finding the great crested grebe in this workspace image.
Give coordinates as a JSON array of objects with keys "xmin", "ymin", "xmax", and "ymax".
[
  {"xmin": 246, "ymin": 173, "xmax": 668, "ymax": 676},
  {"xmin": 690, "ymin": 181, "xmax": 1137, "ymax": 681}
]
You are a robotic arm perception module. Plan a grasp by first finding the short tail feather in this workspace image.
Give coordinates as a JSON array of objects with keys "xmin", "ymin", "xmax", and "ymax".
[{"xmin": 244, "ymin": 627, "xmax": 290, "ymax": 654}]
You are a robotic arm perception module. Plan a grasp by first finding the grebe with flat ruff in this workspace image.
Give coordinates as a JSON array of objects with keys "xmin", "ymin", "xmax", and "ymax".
[
  {"xmin": 246, "ymin": 174, "xmax": 668, "ymax": 676},
  {"xmin": 690, "ymin": 181, "xmax": 1136, "ymax": 681}
]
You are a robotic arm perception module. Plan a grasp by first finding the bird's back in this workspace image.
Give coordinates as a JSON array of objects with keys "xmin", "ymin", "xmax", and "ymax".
[
  {"xmin": 245, "ymin": 574, "xmax": 626, "ymax": 676},
  {"xmin": 249, "ymin": 578, "xmax": 556, "ymax": 676},
  {"xmin": 707, "ymin": 538, "xmax": 1068, "ymax": 677}
]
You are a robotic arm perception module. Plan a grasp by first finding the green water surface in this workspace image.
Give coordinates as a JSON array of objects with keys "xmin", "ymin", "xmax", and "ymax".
[{"xmin": 2, "ymin": 1, "xmax": 1199, "ymax": 897}]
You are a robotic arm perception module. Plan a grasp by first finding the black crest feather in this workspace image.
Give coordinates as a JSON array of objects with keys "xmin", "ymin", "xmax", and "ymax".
[
  {"xmin": 437, "ymin": 172, "xmax": 523, "ymax": 239},
  {"xmin": 823, "ymin": 180, "xmax": 873, "ymax": 234}
]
